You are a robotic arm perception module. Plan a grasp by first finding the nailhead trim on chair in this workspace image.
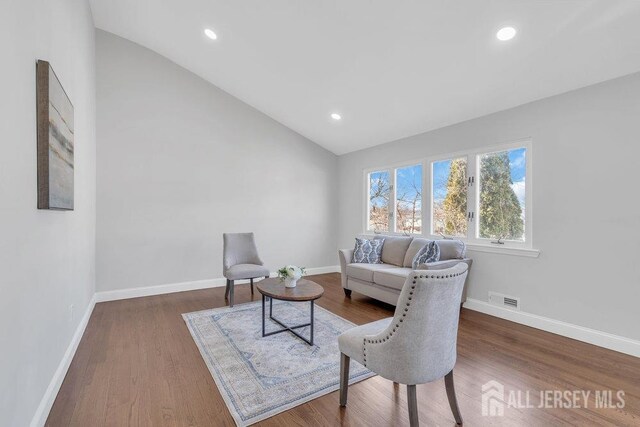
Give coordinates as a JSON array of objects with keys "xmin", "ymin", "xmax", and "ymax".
[{"xmin": 361, "ymin": 270, "xmax": 466, "ymax": 367}]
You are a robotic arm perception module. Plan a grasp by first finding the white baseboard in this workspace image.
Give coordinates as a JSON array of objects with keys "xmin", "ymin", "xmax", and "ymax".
[
  {"xmin": 305, "ymin": 265, "xmax": 340, "ymax": 275},
  {"xmin": 30, "ymin": 295, "xmax": 96, "ymax": 427},
  {"xmin": 95, "ymin": 265, "xmax": 341, "ymax": 303},
  {"xmin": 95, "ymin": 277, "xmax": 227, "ymax": 302},
  {"xmin": 463, "ymin": 298, "xmax": 640, "ymax": 358}
]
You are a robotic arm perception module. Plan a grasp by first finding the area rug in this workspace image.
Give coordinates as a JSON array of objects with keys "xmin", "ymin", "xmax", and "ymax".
[{"xmin": 182, "ymin": 300, "xmax": 374, "ymax": 426}]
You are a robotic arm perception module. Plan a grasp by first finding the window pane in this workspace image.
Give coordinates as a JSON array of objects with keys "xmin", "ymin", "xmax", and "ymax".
[
  {"xmin": 479, "ymin": 148, "xmax": 526, "ymax": 241},
  {"xmin": 432, "ymin": 158, "xmax": 468, "ymax": 237},
  {"xmin": 368, "ymin": 171, "xmax": 390, "ymax": 232},
  {"xmin": 395, "ymin": 164, "xmax": 422, "ymax": 234}
]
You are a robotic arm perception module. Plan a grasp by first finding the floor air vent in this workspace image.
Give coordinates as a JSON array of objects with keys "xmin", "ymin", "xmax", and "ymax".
[{"xmin": 489, "ymin": 292, "xmax": 520, "ymax": 310}]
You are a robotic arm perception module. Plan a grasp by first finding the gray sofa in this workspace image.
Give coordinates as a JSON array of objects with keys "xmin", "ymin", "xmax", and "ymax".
[{"xmin": 338, "ymin": 236, "xmax": 472, "ymax": 306}]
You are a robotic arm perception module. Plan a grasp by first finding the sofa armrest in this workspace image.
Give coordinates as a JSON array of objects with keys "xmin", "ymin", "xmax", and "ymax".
[
  {"xmin": 417, "ymin": 258, "xmax": 473, "ymax": 270},
  {"xmin": 338, "ymin": 249, "xmax": 354, "ymax": 288}
]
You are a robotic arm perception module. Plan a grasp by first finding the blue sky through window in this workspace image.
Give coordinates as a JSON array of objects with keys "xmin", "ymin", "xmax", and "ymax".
[
  {"xmin": 396, "ymin": 164, "xmax": 422, "ymax": 206},
  {"xmin": 509, "ymin": 148, "xmax": 526, "ymax": 182},
  {"xmin": 509, "ymin": 148, "xmax": 526, "ymax": 207},
  {"xmin": 433, "ymin": 160, "xmax": 454, "ymax": 202}
]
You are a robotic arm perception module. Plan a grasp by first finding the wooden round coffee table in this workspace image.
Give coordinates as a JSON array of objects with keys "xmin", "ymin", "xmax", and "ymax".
[{"xmin": 256, "ymin": 278, "xmax": 324, "ymax": 346}]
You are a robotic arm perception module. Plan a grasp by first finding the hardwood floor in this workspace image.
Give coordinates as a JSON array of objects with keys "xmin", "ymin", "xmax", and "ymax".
[{"xmin": 47, "ymin": 273, "xmax": 640, "ymax": 426}]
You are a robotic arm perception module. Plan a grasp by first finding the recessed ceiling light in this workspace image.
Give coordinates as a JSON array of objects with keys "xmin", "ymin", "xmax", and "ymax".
[
  {"xmin": 204, "ymin": 28, "xmax": 217, "ymax": 40},
  {"xmin": 330, "ymin": 113, "xmax": 342, "ymax": 120},
  {"xmin": 496, "ymin": 26, "xmax": 516, "ymax": 41}
]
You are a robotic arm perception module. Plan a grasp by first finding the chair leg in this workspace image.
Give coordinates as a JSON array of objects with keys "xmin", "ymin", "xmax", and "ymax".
[
  {"xmin": 250, "ymin": 278, "xmax": 254, "ymax": 295},
  {"xmin": 229, "ymin": 280, "xmax": 234, "ymax": 307},
  {"xmin": 339, "ymin": 353, "xmax": 350, "ymax": 406},
  {"xmin": 407, "ymin": 384, "xmax": 419, "ymax": 427},
  {"xmin": 224, "ymin": 279, "xmax": 230, "ymax": 300},
  {"xmin": 445, "ymin": 370, "xmax": 463, "ymax": 425}
]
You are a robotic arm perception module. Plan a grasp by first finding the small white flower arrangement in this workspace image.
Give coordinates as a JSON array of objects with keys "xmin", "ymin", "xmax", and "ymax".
[{"xmin": 277, "ymin": 265, "xmax": 306, "ymax": 288}]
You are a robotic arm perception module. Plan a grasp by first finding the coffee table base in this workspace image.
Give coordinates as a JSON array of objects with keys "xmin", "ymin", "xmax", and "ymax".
[{"xmin": 261, "ymin": 295, "xmax": 315, "ymax": 346}]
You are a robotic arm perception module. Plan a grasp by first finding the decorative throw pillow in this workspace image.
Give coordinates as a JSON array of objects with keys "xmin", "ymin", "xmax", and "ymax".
[
  {"xmin": 412, "ymin": 241, "xmax": 440, "ymax": 268},
  {"xmin": 352, "ymin": 237, "xmax": 384, "ymax": 264}
]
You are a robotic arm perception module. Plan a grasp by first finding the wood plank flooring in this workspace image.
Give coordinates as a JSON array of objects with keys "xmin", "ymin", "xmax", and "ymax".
[{"xmin": 47, "ymin": 273, "xmax": 640, "ymax": 426}]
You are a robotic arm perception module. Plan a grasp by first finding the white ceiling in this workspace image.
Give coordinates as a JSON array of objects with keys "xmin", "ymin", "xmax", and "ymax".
[{"xmin": 90, "ymin": 0, "xmax": 640, "ymax": 155}]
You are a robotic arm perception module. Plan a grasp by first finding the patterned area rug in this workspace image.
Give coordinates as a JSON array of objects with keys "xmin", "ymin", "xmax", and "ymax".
[{"xmin": 183, "ymin": 300, "xmax": 374, "ymax": 426}]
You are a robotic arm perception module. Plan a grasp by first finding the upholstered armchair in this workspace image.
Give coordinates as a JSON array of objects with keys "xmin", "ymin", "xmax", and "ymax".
[
  {"xmin": 338, "ymin": 263, "xmax": 469, "ymax": 426},
  {"xmin": 223, "ymin": 233, "xmax": 270, "ymax": 307}
]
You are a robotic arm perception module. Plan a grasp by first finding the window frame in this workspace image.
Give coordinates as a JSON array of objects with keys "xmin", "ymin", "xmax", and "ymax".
[
  {"xmin": 472, "ymin": 142, "xmax": 532, "ymax": 246},
  {"xmin": 363, "ymin": 160, "xmax": 425, "ymax": 236},
  {"xmin": 363, "ymin": 139, "xmax": 533, "ymax": 250},
  {"xmin": 364, "ymin": 168, "xmax": 392, "ymax": 234},
  {"xmin": 428, "ymin": 153, "xmax": 471, "ymax": 239}
]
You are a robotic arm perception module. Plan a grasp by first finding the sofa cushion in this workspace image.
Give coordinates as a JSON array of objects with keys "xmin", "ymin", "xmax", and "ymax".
[
  {"xmin": 346, "ymin": 263, "xmax": 397, "ymax": 282},
  {"xmin": 373, "ymin": 268, "xmax": 412, "ymax": 291},
  {"xmin": 375, "ymin": 235, "xmax": 413, "ymax": 266},
  {"xmin": 437, "ymin": 239, "xmax": 467, "ymax": 260},
  {"xmin": 352, "ymin": 237, "xmax": 384, "ymax": 264},
  {"xmin": 403, "ymin": 238, "xmax": 432, "ymax": 267}
]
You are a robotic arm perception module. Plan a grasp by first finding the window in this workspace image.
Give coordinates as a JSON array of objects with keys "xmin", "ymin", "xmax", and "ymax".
[
  {"xmin": 478, "ymin": 148, "xmax": 526, "ymax": 242},
  {"xmin": 431, "ymin": 157, "xmax": 467, "ymax": 237},
  {"xmin": 366, "ymin": 164, "xmax": 423, "ymax": 234},
  {"xmin": 367, "ymin": 170, "xmax": 391, "ymax": 232},
  {"xmin": 395, "ymin": 165, "xmax": 422, "ymax": 234},
  {"xmin": 364, "ymin": 140, "xmax": 531, "ymax": 248}
]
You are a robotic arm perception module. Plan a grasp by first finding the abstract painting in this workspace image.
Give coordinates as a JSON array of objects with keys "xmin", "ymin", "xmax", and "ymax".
[{"xmin": 37, "ymin": 60, "xmax": 74, "ymax": 210}]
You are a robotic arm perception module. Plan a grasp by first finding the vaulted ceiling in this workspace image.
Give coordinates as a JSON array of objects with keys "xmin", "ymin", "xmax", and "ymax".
[{"xmin": 90, "ymin": 0, "xmax": 640, "ymax": 154}]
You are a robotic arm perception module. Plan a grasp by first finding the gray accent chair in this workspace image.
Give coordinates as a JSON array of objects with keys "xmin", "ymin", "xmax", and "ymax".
[
  {"xmin": 223, "ymin": 232, "xmax": 270, "ymax": 307},
  {"xmin": 338, "ymin": 263, "xmax": 469, "ymax": 426}
]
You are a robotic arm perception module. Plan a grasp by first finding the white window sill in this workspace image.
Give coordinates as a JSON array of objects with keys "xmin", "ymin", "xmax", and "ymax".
[{"xmin": 466, "ymin": 244, "xmax": 540, "ymax": 258}]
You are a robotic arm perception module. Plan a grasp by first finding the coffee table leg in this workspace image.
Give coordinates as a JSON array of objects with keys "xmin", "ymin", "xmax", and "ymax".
[
  {"xmin": 260, "ymin": 296, "xmax": 317, "ymax": 346},
  {"xmin": 269, "ymin": 296, "xmax": 273, "ymax": 319},
  {"xmin": 310, "ymin": 300, "xmax": 314, "ymax": 346},
  {"xmin": 261, "ymin": 294, "xmax": 266, "ymax": 337}
]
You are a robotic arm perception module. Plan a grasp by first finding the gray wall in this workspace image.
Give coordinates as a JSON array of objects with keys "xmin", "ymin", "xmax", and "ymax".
[
  {"xmin": 96, "ymin": 31, "xmax": 338, "ymax": 292},
  {"xmin": 338, "ymin": 72, "xmax": 640, "ymax": 342},
  {"xmin": 0, "ymin": 0, "xmax": 96, "ymax": 425}
]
